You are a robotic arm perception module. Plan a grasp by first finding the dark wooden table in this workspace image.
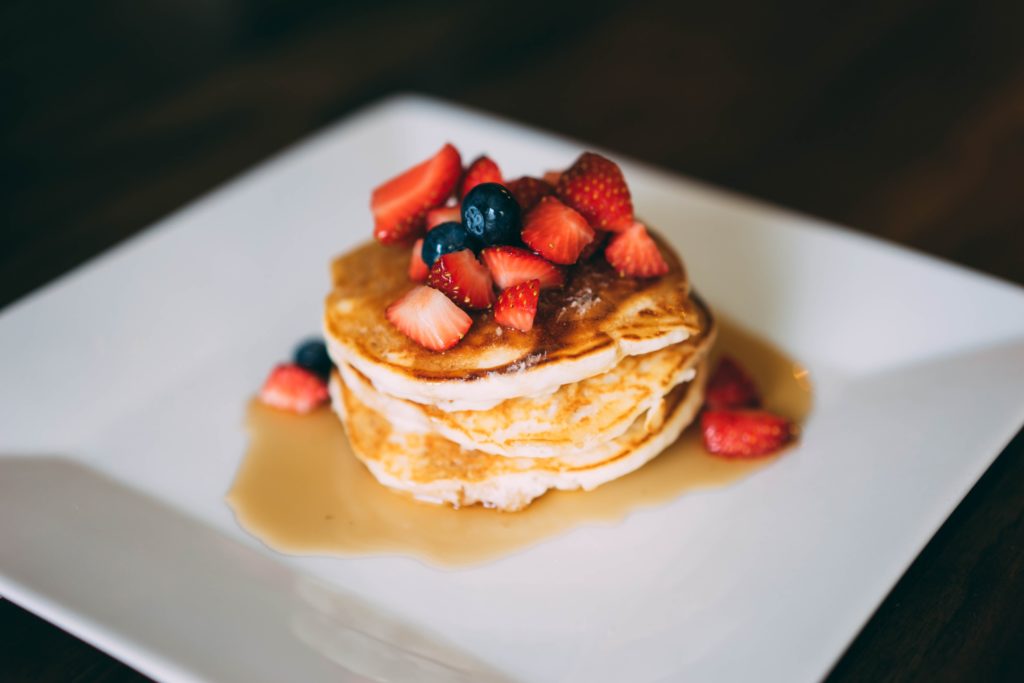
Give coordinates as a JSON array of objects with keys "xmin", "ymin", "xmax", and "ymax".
[{"xmin": 2, "ymin": 1, "xmax": 1022, "ymax": 680}]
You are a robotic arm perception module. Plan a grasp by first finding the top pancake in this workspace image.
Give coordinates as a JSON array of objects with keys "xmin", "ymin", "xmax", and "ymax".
[{"xmin": 324, "ymin": 230, "xmax": 701, "ymax": 410}]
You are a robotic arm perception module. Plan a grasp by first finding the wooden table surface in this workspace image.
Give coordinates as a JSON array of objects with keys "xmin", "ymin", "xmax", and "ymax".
[{"xmin": 2, "ymin": 1, "xmax": 1022, "ymax": 680}]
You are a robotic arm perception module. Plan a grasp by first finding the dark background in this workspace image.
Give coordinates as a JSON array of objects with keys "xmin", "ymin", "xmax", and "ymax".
[{"xmin": 2, "ymin": 0, "xmax": 1022, "ymax": 680}]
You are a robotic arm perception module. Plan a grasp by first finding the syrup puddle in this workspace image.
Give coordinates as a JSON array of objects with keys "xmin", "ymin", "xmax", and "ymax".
[{"xmin": 227, "ymin": 319, "xmax": 811, "ymax": 566}]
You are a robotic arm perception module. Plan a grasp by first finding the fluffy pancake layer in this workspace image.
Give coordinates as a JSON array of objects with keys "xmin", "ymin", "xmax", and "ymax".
[
  {"xmin": 324, "ymin": 232, "xmax": 700, "ymax": 411},
  {"xmin": 330, "ymin": 361, "xmax": 707, "ymax": 511}
]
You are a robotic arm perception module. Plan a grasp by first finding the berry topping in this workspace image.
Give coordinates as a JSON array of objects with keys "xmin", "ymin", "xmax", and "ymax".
[
  {"xmin": 386, "ymin": 285, "xmax": 472, "ymax": 351},
  {"xmin": 542, "ymin": 170, "xmax": 563, "ymax": 186},
  {"xmin": 604, "ymin": 221, "xmax": 669, "ymax": 277},
  {"xmin": 520, "ymin": 196, "xmax": 596, "ymax": 265},
  {"xmin": 409, "ymin": 237, "xmax": 429, "ymax": 281},
  {"xmin": 481, "ymin": 245, "xmax": 564, "ymax": 290},
  {"xmin": 494, "ymin": 279, "xmax": 540, "ymax": 332},
  {"xmin": 577, "ymin": 229, "xmax": 609, "ymax": 262},
  {"xmin": 461, "ymin": 182, "xmax": 521, "ymax": 246},
  {"xmin": 556, "ymin": 152, "xmax": 634, "ymax": 232},
  {"xmin": 701, "ymin": 410, "xmax": 793, "ymax": 458},
  {"xmin": 706, "ymin": 357, "xmax": 761, "ymax": 410},
  {"xmin": 505, "ymin": 176, "xmax": 555, "ymax": 211},
  {"xmin": 426, "ymin": 205, "xmax": 462, "ymax": 230},
  {"xmin": 372, "ymin": 143, "xmax": 462, "ymax": 245},
  {"xmin": 427, "ymin": 249, "xmax": 496, "ymax": 310},
  {"xmin": 421, "ymin": 221, "xmax": 477, "ymax": 266},
  {"xmin": 293, "ymin": 338, "xmax": 333, "ymax": 380},
  {"xmin": 259, "ymin": 363, "xmax": 329, "ymax": 414},
  {"xmin": 460, "ymin": 156, "xmax": 503, "ymax": 199}
]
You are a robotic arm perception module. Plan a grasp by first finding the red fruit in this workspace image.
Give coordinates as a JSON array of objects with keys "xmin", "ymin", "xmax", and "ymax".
[
  {"xmin": 520, "ymin": 196, "xmax": 596, "ymax": 265},
  {"xmin": 427, "ymin": 249, "xmax": 496, "ymax": 310},
  {"xmin": 604, "ymin": 221, "xmax": 669, "ymax": 277},
  {"xmin": 408, "ymin": 238, "xmax": 429, "ymax": 282},
  {"xmin": 459, "ymin": 156, "xmax": 503, "ymax": 198},
  {"xmin": 505, "ymin": 176, "xmax": 555, "ymax": 211},
  {"xmin": 259, "ymin": 363, "xmax": 329, "ymax": 414},
  {"xmin": 701, "ymin": 410, "xmax": 793, "ymax": 458},
  {"xmin": 706, "ymin": 356, "xmax": 761, "ymax": 410},
  {"xmin": 577, "ymin": 229, "xmax": 609, "ymax": 262},
  {"xmin": 426, "ymin": 205, "xmax": 462, "ymax": 230},
  {"xmin": 556, "ymin": 152, "xmax": 634, "ymax": 231},
  {"xmin": 494, "ymin": 279, "xmax": 540, "ymax": 332},
  {"xmin": 481, "ymin": 246, "xmax": 564, "ymax": 290},
  {"xmin": 372, "ymin": 143, "xmax": 462, "ymax": 244},
  {"xmin": 386, "ymin": 285, "xmax": 472, "ymax": 351}
]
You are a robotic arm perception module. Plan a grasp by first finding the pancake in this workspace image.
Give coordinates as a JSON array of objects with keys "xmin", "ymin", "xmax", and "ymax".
[
  {"xmin": 336, "ymin": 305, "xmax": 714, "ymax": 458},
  {"xmin": 329, "ymin": 362, "xmax": 708, "ymax": 511},
  {"xmin": 324, "ymin": 231, "xmax": 701, "ymax": 411}
]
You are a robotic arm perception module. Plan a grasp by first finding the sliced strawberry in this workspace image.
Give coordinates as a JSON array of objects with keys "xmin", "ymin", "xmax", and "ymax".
[
  {"xmin": 426, "ymin": 204, "xmax": 462, "ymax": 230},
  {"xmin": 481, "ymin": 246, "xmax": 564, "ymax": 290},
  {"xmin": 372, "ymin": 143, "xmax": 462, "ymax": 244},
  {"xmin": 505, "ymin": 176, "xmax": 555, "ymax": 211},
  {"xmin": 520, "ymin": 196, "xmax": 596, "ymax": 265},
  {"xmin": 604, "ymin": 221, "xmax": 669, "ymax": 277},
  {"xmin": 259, "ymin": 363, "xmax": 329, "ymax": 414},
  {"xmin": 556, "ymin": 152, "xmax": 634, "ymax": 231},
  {"xmin": 494, "ymin": 279, "xmax": 540, "ymax": 332},
  {"xmin": 459, "ymin": 156, "xmax": 503, "ymax": 199},
  {"xmin": 408, "ymin": 238, "xmax": 429, "ymax": 282},
  {"xmin": 427, "ymin": 249, "xmax": 496, "ymax": 310},
  {"xmin": 701, "ymin": 409, "xmax": 793, "ymax": 458},
  {"xmin": 542, "ymin": 170, "xmax": 563, "ymax": 186},
  {"xmin": 706, "ymin": 356, "xmax": 761, "ymax": 410},
  {"xmin": 386, "ymin": 285, "xmax": 472, "ymax": 351}
]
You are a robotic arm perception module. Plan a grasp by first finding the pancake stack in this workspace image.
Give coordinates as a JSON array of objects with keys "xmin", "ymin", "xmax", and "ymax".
[{"xmin": 323, "ymin": 233, "xmax": 716, "ymax": 511}]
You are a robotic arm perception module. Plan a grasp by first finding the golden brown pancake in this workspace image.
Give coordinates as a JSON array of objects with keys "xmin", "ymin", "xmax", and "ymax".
[
  {"xmin": 323, "ymin": 231, "xmax": 702, "ymax": 410},
  {"xmin": 330, "ymin": 362, "xmax": 708, "ymax": 511}
]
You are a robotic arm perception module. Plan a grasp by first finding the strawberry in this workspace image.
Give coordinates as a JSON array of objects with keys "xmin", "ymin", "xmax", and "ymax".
[
  {"xmin": 426, "ymin": 204, "xmax": 462, "ymax": 230},
  {"xmin": 520, "ymin": 196, "xmax": 596, "ymax": 265},
  {"xmin": 706, "ymin": 356, "xmax": 761, "ymax": 410},
  {"xmin": 408, "ymin": 238, "xmax": 429, "ymax": 282},
  {"xmin": 556, "ymin": 152, "xmax": 634, "ymax": 231},
  {"xmin": 459, "ymin": 156, "xmax": 503, "ymax": 198},
  {"xmin": 494, "ymin": 279, "xmax": 540, "ymax": 332},
  {"xmin": 386, "ymin": 285, "xmax": 472, "ymax": 351},
  {"xmin": 701, "ymin": 410, "xmax": 793, "ymax": 458},
  {"xmin": 481, "ymin": 246, "xmax": 564, "ymax": 290},
  {"xmin": 577, "ymin": 229, "xmax": 609, "ymax": 262},
  {"xmin": 427, "ymin": 249, "xmax": 496, "ymax": 310},
  {"xmin": 372, "ymin": 143, "xmax": 462, "ymax": 244},
  {"xmin": 604, "ymin": 221, "xmax": 669, "ymax": 277},
  {"xmin": 259, "ymin": 363, "xmax": 329, "ymax": 414},
  {"xmin": 505, "ymin": 176, "xmax": 555, "ymax": 211}
]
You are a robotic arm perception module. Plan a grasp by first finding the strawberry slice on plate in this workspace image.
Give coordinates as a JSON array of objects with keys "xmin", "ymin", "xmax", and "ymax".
[
  {"xmin": 701, "ymin": 409, "xmax": 793, "ymax": 458},
  {"xmin": 706, "ymin": 356, "xmax": 761, "ymax": 410},
  {"xmin": 481, "ymin": 246, "xmax": 564, "ymax": 290},
  {"xmin": 386, "ymin": 285, "xmax": 472, "ymax": 351},
  {"xmin": 494, "ymin": 279, "xmax": 540, "ymax": 332},
  {"xmin": 604, "ymin": 221, "xmax": 669, "ymax": 277},
  {"xmin": 372, "ymin": 143, "xmax": 462, "ymax": 245},
  {"xmin": 556, "ymin": 152, "xmax": 634, "ymax": 232},
  {"xmin": 459, "ymin": 156, "xmax": 503, "ymax": 199},
  {"xmin": 408, "ymin": 238, "xmax": 429, "ymax": 282},
  {"xmin": 426, "ymin": 204, "xmax": 462, "ymax": 230},
  {"xmin": 520, "ymin": 196, "xmax": 596, "ymax": 265},
  {"xmin": 427, "ymin": 249, "xmax": 496, "ymax": 310},
  {"xmin": 259, "ymin": 363, "xmax": 329, "ymax": 414},
  {"xmin": 505, "ymin": 176, "xmax": 555, "ymax": 211}
]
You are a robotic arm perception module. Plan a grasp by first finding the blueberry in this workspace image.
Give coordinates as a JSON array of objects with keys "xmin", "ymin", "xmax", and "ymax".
[
  {"xmin": 293, "ymin": 338, "xmax": 332, "ymax": 379},
  {"xmin": 421, "ymin": 221, "xmax": 477, "ymax": 266},
  {"xmin": 461, "ymin": 183, "xmax": 521, "ymax": 246}
]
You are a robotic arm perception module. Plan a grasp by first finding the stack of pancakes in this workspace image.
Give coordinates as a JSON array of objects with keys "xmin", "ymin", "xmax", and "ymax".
[{"xmin": 323, "ymin": 232, "xmax": 715, "ymax": 511}]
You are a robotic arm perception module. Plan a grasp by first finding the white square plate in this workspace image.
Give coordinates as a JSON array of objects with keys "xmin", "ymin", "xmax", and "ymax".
[{"xmin": 2, "ymin": 95, "xmax": 1023, "ymax": 683}]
